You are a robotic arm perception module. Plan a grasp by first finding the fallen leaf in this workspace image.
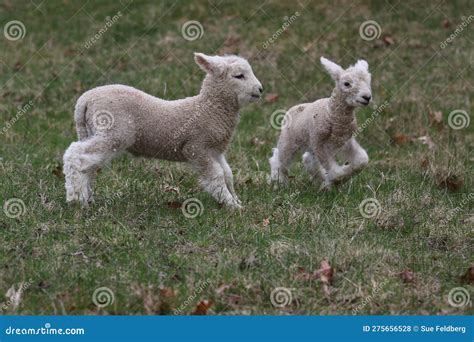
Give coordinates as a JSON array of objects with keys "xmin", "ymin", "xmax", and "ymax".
[
  {"xmin": 166, "ymin": 201, "xmax": 182, "ymax": 209},
  {"xmin": 420, "ymin": 156, "xmax": 430, "ymax": 170},
  {"xmin": 399, "ymin": 269, "xmax": 415, "ymax": 283},
  {"xmin": 382, "ymin": 35, "xmax": 395, "ymax": 45},
  {"xmin": 159, "ymin": 287, "xmax": 177, "ymax": 298},
  {"xmin": 265, "ymin": 93, "xmax": 279, "ymax": 103},
  {"xmin": 442, "ymin": 19, "xmax": 451, "ymax": 28},
  {"xmin": 460, "ymin": 266, "xmax": 474, "ymax": 284},
  {"xmin": 191, "ymin": 299, "xmax": 212, "ymax": 315},
  {"xmin": 52, "ymin": 164, "xmax": 64, "ymax": 179},
  {"xmin": 392, "ymin": 133, "xmax": 411, "ymax": 145},
  {"xmin": 417, "ymin": 135, "xmax": 436, "ymax": 150},
  {"xmin": 436, "ymin": 173, "xmax": 464, "ymax": 192},
  {"xmin": 262, "ymin": 218, "xmax": 270, "ymax": 227}
]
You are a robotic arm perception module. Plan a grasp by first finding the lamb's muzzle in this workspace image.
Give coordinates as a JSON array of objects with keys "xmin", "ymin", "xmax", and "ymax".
[{"xmin": 63, "ymin": 52, "xmax": 262, "ymax": 209}]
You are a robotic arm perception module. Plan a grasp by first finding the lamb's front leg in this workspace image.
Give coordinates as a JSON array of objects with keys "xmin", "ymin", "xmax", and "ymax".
[
  {"xmin": 216, "ymin": 154, "xmax": 241, "ymax": 205},
  {"xmin": 314, "ymin": 146, "xmax": 347, "ymax": 190},
  {"xmin": 189, "ymin": 152, "xmax": 241, "ymax": 209},
  {"xmin": 340, "ymin": 138, "xmax": 369, "ymax": 176}
]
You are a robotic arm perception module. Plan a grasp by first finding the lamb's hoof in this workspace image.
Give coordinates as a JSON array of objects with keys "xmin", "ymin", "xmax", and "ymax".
[{"xmin": 319, "ymin": 181, "xmax": 332, "ymax": 192}]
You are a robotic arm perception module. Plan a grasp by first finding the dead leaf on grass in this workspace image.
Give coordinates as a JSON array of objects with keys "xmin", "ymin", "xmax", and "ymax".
[{"xmin": 191, "ymin": 299, "xmax": 212, "ymax": 315}]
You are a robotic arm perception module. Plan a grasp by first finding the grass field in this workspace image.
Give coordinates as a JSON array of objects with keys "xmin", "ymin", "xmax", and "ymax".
[{"xmin": 0, "ymin": 0, "xmax": 472, "ymax": 315}]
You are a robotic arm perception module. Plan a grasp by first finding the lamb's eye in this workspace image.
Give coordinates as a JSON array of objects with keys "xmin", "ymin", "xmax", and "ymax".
[
  {"xmin": 344, "ymin": 82, "xmax": 351, "ymax": 87},
  {"xmin": 234, "ymin": 74, "xmax": 245, "ymax": 79}
]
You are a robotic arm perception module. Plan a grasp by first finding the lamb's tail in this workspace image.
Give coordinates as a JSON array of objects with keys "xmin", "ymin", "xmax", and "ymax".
[{"xmin": 74, "ymin": 96, "xmax": 89, "ymax": 141}]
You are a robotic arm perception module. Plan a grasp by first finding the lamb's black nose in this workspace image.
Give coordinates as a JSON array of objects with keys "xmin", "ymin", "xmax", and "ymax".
[
  {"xmin": 258, "ymin": 87, "xmax": 263, "ymax": 94},
  {"xmin": 362, "ymin": 95, "xmax": 371, "ymax": 102}
]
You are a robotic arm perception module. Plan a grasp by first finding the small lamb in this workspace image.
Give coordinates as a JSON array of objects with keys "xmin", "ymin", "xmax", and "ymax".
[
  {"xmin": 269, "ymin": 57, "xmax": 371, "ymax": 189},
  {"xmin": 63, "ymin": 53, "xmax": 263, "ymax": 209}
]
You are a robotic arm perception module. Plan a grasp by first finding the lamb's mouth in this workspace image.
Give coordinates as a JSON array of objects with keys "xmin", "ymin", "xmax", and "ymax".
[
  {"xmin": 251, "ymin": 94, "xmax": 261, "ymax": 99},
  {"xmin": 357, "ymin": 100, "xmax": 370, "ymax": 106}
]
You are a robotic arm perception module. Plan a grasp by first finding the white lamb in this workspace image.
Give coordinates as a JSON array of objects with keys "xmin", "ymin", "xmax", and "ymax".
[
  {"xmin": 269, "ymin": 57, "xmax": 371, "ymax": 190},
  {"xmin": 63, "ymin": 53, "xmax": 263, "ymax": 209}
]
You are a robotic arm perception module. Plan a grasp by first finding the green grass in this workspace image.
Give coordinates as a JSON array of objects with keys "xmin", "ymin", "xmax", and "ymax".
[{"xmin": 0, "ymin": 0, "xmax": 473, "ymax": 315}]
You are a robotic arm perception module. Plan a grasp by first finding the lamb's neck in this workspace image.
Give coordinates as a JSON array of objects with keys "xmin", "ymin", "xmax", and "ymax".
[
  {"xmin": 327, "ymin": 88, "xmax": 356, "ymax": 126},
  {"xmin": 197, "ymin": 78, "xmax": 240, "ymax": 133}
]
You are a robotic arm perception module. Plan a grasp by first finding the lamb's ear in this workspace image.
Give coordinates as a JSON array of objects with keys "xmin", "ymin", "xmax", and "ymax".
[
  {"xmin": 320, "ymin": 57, "xmax": 344, "ymax": 81},
  {"xmin": 355, "ymin": 59, "xmax": 369, "ymax": 71},
  {"xmin": 194, "ymin": 52, "xmax": 223, "ymax": 74}
]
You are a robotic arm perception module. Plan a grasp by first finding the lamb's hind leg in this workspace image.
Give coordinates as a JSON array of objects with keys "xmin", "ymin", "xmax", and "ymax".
[
  {"xmin": 269, "ymin": 138, "xmax": 297, "ymax": 184},
  {"xmin": 63, "ymin": 137, "xmax": 122, "ymax": 206},
  {"xmin": 302, "ymin": 151, "xmax": 325, "ymax": 181}
]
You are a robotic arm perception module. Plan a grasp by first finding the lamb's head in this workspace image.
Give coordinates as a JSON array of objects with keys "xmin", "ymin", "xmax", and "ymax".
[
  {"xmin": 320, "ymin": 57, "xmax": 372, "ymax": 107},
  {"xmin": 194, "ymin": 52, "xmax": 263, "ymax": 107}
]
